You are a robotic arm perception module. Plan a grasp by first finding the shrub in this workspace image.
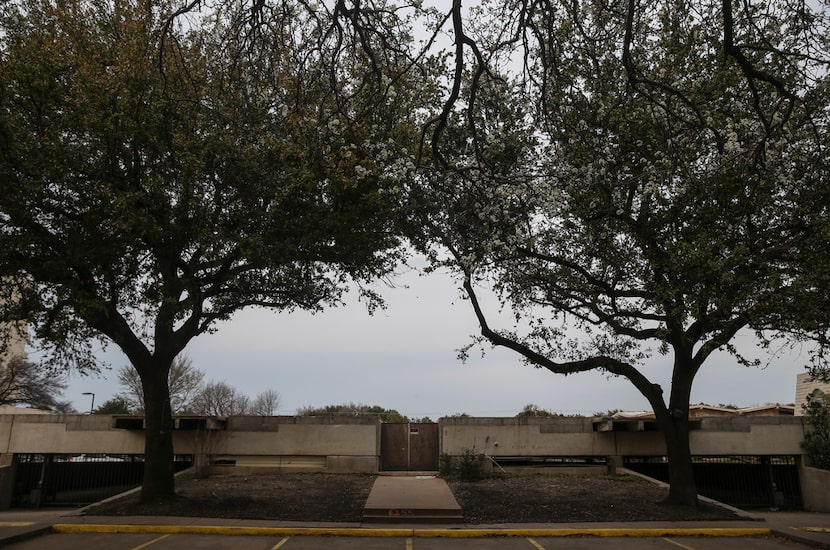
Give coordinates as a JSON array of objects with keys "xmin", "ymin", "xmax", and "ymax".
[
  {"xmin": 802, "ymin": 392, "xmax": 830, "ymax": 470},
  {"xmin": 438, "ymin": 453, "xmax": 454, "ymax": 478},
  {"xmin": 439, "ymin": 448, "xmax": 488, "ymax": 481}
]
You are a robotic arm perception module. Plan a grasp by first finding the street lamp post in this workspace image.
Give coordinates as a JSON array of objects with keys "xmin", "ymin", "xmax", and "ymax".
[{"xmin": 82, "ymin": 392, "xmax": 95, "ymax": 414}]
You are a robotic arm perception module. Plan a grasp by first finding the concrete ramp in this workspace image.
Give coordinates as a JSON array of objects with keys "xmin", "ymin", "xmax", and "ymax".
[{"xmin": 363, "ymin": 476, "xmax": 463, "ymax": 524}]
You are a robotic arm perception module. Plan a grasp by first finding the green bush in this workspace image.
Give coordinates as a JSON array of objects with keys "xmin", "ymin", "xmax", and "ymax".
[
  {"xmin": 438, "ymin": 453, "xmax": 454, "ymax": 478},
  {"xmin": 439, "ymin": 448, "xmax": 488, "ymax": 481},
  {"xmin": 802, "ymin": 392, "xmax": 830, "ymax": 470}
]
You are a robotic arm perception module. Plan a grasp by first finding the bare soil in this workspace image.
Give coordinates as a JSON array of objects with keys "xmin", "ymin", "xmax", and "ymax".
[
  {"xmin": 447, "ymin": 474, "xmax": 741, "ymax": 523},
  {"xmin": 86, "ymin": 472, "xmax": 744, "ymax": 524},
  {"xmin": 88, "ymin": 473, "xmax": 375, "ymax": 522}
]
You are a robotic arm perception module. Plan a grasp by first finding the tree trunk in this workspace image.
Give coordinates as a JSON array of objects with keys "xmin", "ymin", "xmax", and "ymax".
[
  {"xmin": 654, "ymin": 353, "xmax": 700, "ymax": 507},
  {"xmin": 661, "ymin": 414, "xmax": 698, "ymax": 506},
  {"xmin": 139, "ymin": 361, "xmax": 176, "ymax": 502}
]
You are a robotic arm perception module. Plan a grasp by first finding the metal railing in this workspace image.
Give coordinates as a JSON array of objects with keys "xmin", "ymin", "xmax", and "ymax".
[
  {"xmin": 624, "ymin": 455, "xmax": 803, "ymax": 509},
  {"xmin": 12, "ymin": 453, "xmax": 193, "ymax": 508}
]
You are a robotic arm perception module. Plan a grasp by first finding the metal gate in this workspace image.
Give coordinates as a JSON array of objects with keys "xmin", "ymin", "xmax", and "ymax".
[
  {"xmin": 380, "ymin": 423, "xmax": 439, "ymax": 471},
  {"xmin": 624, "ymin": 455, "xmax": 803, "ymax": 509},
  {"xmin": 11, "ymin": 453, "xmax": 193, "ymax": 508}
]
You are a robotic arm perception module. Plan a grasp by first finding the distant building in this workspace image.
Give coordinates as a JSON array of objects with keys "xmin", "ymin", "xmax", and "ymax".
[
  {"xmin": 688, "ymin": 404, "xmax": 738, "ymax": 418},
  {"xmin": 1, "ymin": 286, "xmax": 29, "ymax": 406},
  {"xmin": 0, "ymin": 325, "xmax": 26, "ymax": 364},
  {"xmin": 610, "ymin": 403, "xmax": 794, "ymax": 420},
  {"xmin": 795, "ymin": 372, "xmax": 830, "ymax": 415},
  {"xmin": 0, "ymin": 284, "xmax": 28, "ymax": 366},
  {"xmin": 739, "ymin": 404, "xmax": 795, "ymax": 416}
]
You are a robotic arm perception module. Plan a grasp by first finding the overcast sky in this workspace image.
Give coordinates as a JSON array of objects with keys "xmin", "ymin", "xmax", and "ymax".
[{"xmin": 60, "ymin": 257, "xmax": 809, "ymax": 418}]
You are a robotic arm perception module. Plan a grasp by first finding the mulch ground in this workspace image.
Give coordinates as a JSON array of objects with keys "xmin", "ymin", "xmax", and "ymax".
[
  {"xmin": 86, "ymin": 472, "xmax": 743, "ymax": 524},
  {"xmin": 89, "ymin": 473, "xmax": 376, "ymax": 522},
  {"xmin": 447, "ymin": 474, "xmax": 741, "ymax": 523}
]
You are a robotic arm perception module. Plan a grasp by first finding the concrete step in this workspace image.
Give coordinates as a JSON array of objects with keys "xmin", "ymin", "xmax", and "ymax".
[
  {"xmin": 362, "ymin": 510, "xmax": 464, "ymax": 524},
  {"xmin": 362, "ymin": 476, "xmax": 463, "ymax": 524}
]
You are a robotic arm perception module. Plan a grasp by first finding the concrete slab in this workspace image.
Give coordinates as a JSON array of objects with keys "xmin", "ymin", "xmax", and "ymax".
[
  {"xmin": 363, "ymin": 476, "xmax": 463, "ymax": 523},
  {"xmin": 0, "ymin": 509, "xmax": 72, "ymax": 545}
]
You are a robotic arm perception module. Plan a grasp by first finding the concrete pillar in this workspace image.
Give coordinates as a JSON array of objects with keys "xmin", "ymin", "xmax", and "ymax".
[
  {"xmin": 0, "ymin": 454, "xmax": 18, "ymax": 509},
  {"xmin": 606, "ymin": 455, "xmax": 624, "ymax": 476}
]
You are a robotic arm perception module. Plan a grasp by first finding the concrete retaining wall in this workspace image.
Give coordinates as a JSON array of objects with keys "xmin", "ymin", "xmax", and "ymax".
[
  {"xmin": 0, "ymin": 414, "xmax": 808, "ymax": 474},
  {"xmin": 0, "ymin": 412, "xmax": 821, "ymax": 510},
  {"xmin": 439, "ymin": 416, "xmax": 807, "ymax": 458},
  {"xmin": 800, "ymin": 465, "xmax": 830, "ymax": 512},
  {"xmin": 0, "ymin": 415, "xmax": 146, "ymax": 455},
  {"xmin": 0, "ymin": 414, "xmax": 380, "ymax": 474}
]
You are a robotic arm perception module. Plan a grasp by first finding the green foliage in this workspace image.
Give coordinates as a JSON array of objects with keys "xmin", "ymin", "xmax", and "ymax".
[
  {"xmin": 0, "ymin": 0, "xmax": 421, "ymax": 501},
  {"xmin": 410, "ymin": 0, "xmax": 830, "ymax": 506},
  {"xmin": 802, "ymin": 392, "xmax": 830, "ymax": 470},
  {"xmin": 297, "ymin": 403, "xmax": 409, "ymax": 423},
  {"xmin": 0, "ymin": 0, "xmax": 413, "ymax": 373},
  {"xmin": 94, "ymin": 397, "xmax": 132, "ymax": 415},
  {"xmin": 516, "ymin": 404, "xmax": 558, "ymax": 417},
  {"xmin": 438, "ymin": 453, "xmax": 454, "ymax": 478},
  {"xmin": 439, "ymin": 448, "xmax": 488, "ymax": 481}
]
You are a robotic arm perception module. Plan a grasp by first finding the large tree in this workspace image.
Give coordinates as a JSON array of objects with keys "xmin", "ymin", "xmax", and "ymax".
[
  {"xmin": 189, "ymin": 380, "xmax": 251, "ymax": 416},
  {"xmin": 0, "ymin": 0, "xmax": 420, "ymax": 501},
  {"xmin": 410, "ymin": 0, "xmax": 830, "ymax": 505},
  {"xmin": 0, "ymin": 356, "xmax": 74, "ymax": 411},
  {"xmin": 250, "ymin": 388, "xmax": 282, "ymax": 416},
  {"xmin": 117, "ymin": 355, "xmax": 205, "ymax": 414}
]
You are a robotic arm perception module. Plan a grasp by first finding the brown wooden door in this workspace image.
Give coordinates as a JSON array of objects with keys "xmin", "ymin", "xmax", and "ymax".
[
  {"xmin": 408, "ymin": 423, "xmax": 439, "ymax": 471},
  {"xmin": 380, "ymin": 423, "xmax": 439, "ymax": 471},
  {"xmin": 380, "ymin": 423, "xmax": 409, "ymax": 471}
]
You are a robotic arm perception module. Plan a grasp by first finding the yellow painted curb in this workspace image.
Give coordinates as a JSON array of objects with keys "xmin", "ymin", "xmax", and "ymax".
[
  {"xmin": 51, "ymin": 525, "xmax": 410, "ymax": 537},
  {"xmin": 51, "ymin": 524, "xmax": 773, "ymax": 538},
  {"xmin": 410, "ymin": 528, "xmax": 772, "ymax": 538},
  {"xmin": 795, "ymin": 527, "xmax": 830, "ymax": 533}
]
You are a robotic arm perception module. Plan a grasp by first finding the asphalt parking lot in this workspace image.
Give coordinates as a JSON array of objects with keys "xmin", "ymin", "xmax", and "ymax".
[{"xmin": 4, "ymin": 532, "xmax": 815, "ymax": 550}]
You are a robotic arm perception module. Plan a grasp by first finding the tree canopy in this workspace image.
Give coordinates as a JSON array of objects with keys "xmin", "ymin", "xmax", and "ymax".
[
  {"xmin": 93, "ymin": 396, "xmax": 132, "ymax": 415},
  {"xmin": 117, "ymin": 355, "xmax": 281, "ymax": 415},
  {"xmin": 0, "ymin": 357, "xmax": 73, "ymax": 412},
  {"xmin": 515, "ymin": 404, "xmax": 558, "ymax": 418},
  {"xmin": 802, "ymin": 391, "xmax": 830, "ymax": 470},
  {"xmin": 4, "ymin": 0, "xmax": 828, "ymax": 508},
  {"xmin": 190, "ymin": 380, "xmax": 249, "ymax": 416},
  {"xmin": 117, "ymin": 355, "xmax": 205, "ymax": 414},
  {"xmin": 409, "ymin": 0, "xmax": 830, "ymax": 505},
  {"xmin": 297, "ymin": 402, "xmax": 409, "ymax": 423},
  {"xmin": 0, "ymin": 0, "xmax": 422, "ymax": 501}
]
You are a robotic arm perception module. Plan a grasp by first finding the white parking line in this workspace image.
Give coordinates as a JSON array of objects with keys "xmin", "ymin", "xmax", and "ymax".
[
  {"xmin": 131, "ymin": 534, "xmax": 171, "ymax": 550},
  {"xmin": 663, "ymin": 538, "xmax": 696, "ymax": 550}
]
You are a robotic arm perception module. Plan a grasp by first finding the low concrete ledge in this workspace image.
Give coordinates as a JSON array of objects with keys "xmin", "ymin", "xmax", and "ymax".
[
  {"xmin": 205, "ymin": 454, "xmax": 379, "ymax": 475},
  {"xmin": 50, "ymin": 524, "xmax": 774, "ymax": 538},
  {"xmin": 326, "ymin": 455, "xmax": 378, "ymax": 473}
]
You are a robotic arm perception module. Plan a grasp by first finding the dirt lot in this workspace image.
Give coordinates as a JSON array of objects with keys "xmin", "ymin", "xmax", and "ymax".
[
  {"xmin": 87, "ymin": 472, "xmax": 743, "ymax": 524},
  {"xmin": 447, "ymin": 474, "xmax": 740, "ymax": 523}
]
